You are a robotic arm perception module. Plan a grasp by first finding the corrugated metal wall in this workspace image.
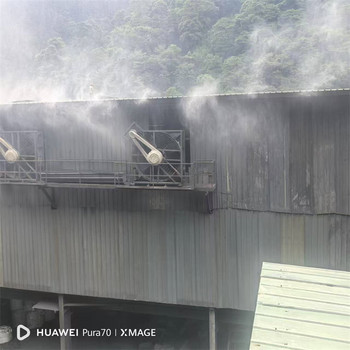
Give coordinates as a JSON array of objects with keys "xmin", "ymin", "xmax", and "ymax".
[
  {"xmin": 0, "ymin": 91, "xmax": 349, "ymax": 311},
  {"xmin": 184, "ymin": 92, "xmax": 350, "ymax": 215}
]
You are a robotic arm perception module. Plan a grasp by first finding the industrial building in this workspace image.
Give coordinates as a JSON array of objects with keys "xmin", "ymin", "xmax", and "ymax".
[{"xmin": 0, "ymin": 89, "xmax": 349, "ymax": 349}]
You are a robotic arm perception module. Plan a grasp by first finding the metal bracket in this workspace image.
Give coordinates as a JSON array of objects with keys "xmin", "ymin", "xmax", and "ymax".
[
  {"xmin": 205, "ymin": 191, "xmax": 214, "ymax": 214},
  {"xmin": 39, "ymin": 187, "xmax": 57, "ymax": 209}
]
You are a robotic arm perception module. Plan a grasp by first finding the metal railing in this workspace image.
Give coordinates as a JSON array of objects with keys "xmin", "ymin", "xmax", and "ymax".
[{"xmin": 0, "ymin": 159, "xmax": 216, "ymax": 191}]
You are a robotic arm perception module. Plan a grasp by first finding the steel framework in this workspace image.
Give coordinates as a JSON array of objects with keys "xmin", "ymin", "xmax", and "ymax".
[
  {"xmin": 0, "ymin": 130, "xmax": 215, "ymax": 191},
  {"xmin": 0, "ymin": 159, "xmax": 216, "ymax": 191}
]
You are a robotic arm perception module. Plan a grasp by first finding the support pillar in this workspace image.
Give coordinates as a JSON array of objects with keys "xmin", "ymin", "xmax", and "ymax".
[
  {"xmin": 209, "ymin": 308, "xmax": 216, "ymax": 350},
  {"xmin": 58, "ymin": 295, "xmax": 71, "ymax": 350}
]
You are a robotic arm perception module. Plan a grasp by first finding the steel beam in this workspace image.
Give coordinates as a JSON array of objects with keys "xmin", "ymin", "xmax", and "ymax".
[{"xmin": 209, "ymin": 308, "xmax": 216, "ymax": 350}]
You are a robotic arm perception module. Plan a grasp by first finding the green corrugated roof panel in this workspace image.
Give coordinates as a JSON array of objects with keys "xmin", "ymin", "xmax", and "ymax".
[{"xmin": 250, "ymin": 262, "xmax": 350, "ymax": 350}]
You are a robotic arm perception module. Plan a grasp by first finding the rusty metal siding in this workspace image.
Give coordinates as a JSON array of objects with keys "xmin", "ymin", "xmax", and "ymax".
[
  {"xmin": 0, "ymin": 91, "xmax": 349, "ymax": 311},
  {"xmin": 0, "ymin": 92, "xmax": 349, "ymax": 215},
  {"xmin": 183, "ymin": 92, "xmax": 350, "ymax": 215},
  {"xmin": 281, "ymin": 215, "xmax": 305, "ymax": 265},
  {"xmin": 305, "ymin": 214, "xmax": 350, "ymax": 271},
  {"xmin": 1, "ymin": 183, "xmax": 349, "ymax": 310},
  {"xmin": 289, "ymin": 98, "xmax": 314, "ymax": 212},
  {"xmin": 311, "ymin": 95, "xmax": 350, "ymax": 215}
]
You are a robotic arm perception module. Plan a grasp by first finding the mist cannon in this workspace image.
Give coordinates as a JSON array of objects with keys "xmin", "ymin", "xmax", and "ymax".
[
  {"xmin": 128, "ymin": 129, "xmax": 164, "ymax": 165},
  {"xmin": 0, "ymin": 137, "xmax": 20, "ymax": 163},
  {"xmin": 0, "ymin": 127, "xmax": 215, "ymax": 193}
]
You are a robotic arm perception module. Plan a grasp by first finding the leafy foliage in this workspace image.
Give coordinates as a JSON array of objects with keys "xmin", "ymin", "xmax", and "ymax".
[{"xmin": 26, "ymin": 0, "xmax": 350, "ymax": 99}]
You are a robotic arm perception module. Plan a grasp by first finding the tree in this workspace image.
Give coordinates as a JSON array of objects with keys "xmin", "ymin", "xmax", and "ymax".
[
  {"xmin": 11, "ymin": 0, "xmax": 349, "ymax": 100},
  {"xmin": 239, "ymin": 0, "xmax": 281, "ymax": 29},
  {"xmin": 196, "ymin": 73, "xmax": 215, "ymax": 85},
  {"xmin": 220, "ymin": 56, "xmax": 249, "ymax": 92},
  {"xmin": 176, "ymin": 0, "xmax": 219, "ymax": 50},
  {"xmin": 214, "ymin": 0, "xmax": 242, "ymax": 16},
  {"xmin": 166, "ymin": 86, "xmax": 182, "ymax": 96},
  {"xmin": 209, "ymin": 16, "xmax": 250, "ymax": 58}
]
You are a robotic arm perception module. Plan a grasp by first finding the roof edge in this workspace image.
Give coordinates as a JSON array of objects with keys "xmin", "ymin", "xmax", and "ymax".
[{"xmin": 1, "ymin": 88, "xmax": 349, "ymax": 106}]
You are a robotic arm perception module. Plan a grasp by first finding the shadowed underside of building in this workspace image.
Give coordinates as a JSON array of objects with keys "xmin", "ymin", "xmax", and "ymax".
[{"xmin": 0, "ymin": 90, "xmax": 349, "ymax": 312}]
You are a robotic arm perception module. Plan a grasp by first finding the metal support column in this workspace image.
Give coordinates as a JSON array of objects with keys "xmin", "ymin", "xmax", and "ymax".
[
  {"xmin": 58, "ymin": 294, "xmax": 71, "ymax": 350},
  {"xmin": 205, "ymin": 192, "xmax": 214, "ymax": 214},
  {"xmin": 209, "ymin": 308, "xmax": 216, "ymax": 350}
]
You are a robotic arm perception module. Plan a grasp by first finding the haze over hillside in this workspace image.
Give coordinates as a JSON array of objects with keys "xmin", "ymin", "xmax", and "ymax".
[{"xmin": 0, "ymin": 0, "xmax": 349, "ymax": 102}]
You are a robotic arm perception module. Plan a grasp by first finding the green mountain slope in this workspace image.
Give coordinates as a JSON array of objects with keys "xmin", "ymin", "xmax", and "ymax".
[{"xmin": 1, "ymin": 0, "xmax": 349, "ymax": 101}]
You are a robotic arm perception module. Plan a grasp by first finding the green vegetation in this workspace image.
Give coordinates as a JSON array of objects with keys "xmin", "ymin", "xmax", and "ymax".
[{"xmin": 30, "ymin": 0, "xmax": 350, "ymax": 98}]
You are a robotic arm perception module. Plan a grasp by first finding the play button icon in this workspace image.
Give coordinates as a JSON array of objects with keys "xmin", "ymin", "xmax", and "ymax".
[{"xmin": 17, "ymin": 325, "xmax": 30, "ymax": 341}]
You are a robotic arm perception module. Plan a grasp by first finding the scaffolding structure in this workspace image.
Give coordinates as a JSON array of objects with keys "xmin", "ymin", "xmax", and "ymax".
[
  {"xmin": 0, "ymin": 159, "xmax": 215, "ymax": 191},
  {"xmin": 0, "ymin": 130, "xmax": 215, "ymax": 191}
]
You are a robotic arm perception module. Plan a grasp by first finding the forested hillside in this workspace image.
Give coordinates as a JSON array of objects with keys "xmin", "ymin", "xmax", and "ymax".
[{"xmin": 1, "ymin": 0, "xmax": 350, "ymax": 101}]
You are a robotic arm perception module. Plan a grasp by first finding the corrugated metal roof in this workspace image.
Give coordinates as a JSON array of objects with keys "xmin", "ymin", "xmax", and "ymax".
[
  {"xmin": 1, "ymin": 88, "xmax": 349, "ymax": 106},
  {"xmin": 250, "ymin": 262, "xmax": 350, "ymax": 349}
]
